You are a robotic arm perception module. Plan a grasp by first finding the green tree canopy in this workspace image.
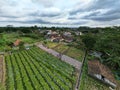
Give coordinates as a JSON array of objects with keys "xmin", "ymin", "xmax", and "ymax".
[{"xmin": 82, "ymin": 34, "xmax": 96, "ymax": 50}]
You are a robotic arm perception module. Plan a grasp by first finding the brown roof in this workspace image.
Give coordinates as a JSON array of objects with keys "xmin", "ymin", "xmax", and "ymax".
[
  {"xmin": 14, "ymin": 39, "xmax": 21, "ymax": 46},
  {"xmin": 88, "ymin": 60, "xmax": 116, "ymax": 84}
]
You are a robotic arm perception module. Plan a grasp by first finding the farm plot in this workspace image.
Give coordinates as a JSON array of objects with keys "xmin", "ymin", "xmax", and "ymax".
[
  {"xmin": 53, "ymin": 44, "xmax": 69, "ymax": 53},
  {"xmin": 5, "ymin": 47, "xmax": 76, "ymax": 90},
  {"xmin": 52, "ymin": 43, "xmax": 84, "ymax": 62}
]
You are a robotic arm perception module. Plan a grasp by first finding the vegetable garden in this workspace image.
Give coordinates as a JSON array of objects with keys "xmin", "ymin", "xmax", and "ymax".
[{"xmin": 5, "ymin": 47, "xmax": 76, "ymax": 90}]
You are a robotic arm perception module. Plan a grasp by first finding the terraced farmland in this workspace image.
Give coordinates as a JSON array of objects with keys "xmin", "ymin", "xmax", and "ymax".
[{"xmin": 5, "ymin": 47, "xmax": 76, "ymax": 90}]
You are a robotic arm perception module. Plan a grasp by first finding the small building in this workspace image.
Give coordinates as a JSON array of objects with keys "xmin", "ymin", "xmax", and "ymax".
[
  {"xmin": 75, "ymin": 31, "xmax": 83, "ymax": 36},
  {"xmin": 64, "ymin": 37, "xmax": 73, "ymax": 43},
  {"xmin": 52, "ymin": 37, "xmax": 64, "ymax": 42},
  {"xmin": 25, "ymin": 46, "xmax": 30, "ymax": 50},
  {"xmin": 62, "ymin": 32, "xmax": 73, "ymax": 43},
  {"xmin": 46, "ymin": 30, "xmax": 58, "ymax": 35},
  {"xmin": 89, "ymin": 51, "xmax": 102, "ymax": 58},
  {"xmin": 13, "ymin": 39, "xmax": 21, "ymax": 46},
  {"xmin": 88, "ymin": 60, "xmax": 117, "ymax": 88},
  {"xmin": 63, "ymin": 32, "xmax": 72, "ymax": 37}
]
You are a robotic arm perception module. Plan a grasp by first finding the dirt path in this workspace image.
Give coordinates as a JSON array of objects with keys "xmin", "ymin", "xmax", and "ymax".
[
  {"xmin": 0, "ymin": 57, "xmax": 3, "ymax": 83},
  {"xmin": 36, "ymin": 44, "xmax": 82, "ymax": 70},
  {"xmin": 0, "ymin": 54, "xmax": 5, "ymax": 90},
  {"xmin": 2, "ymin": 55, "xmax": 6, "ymax": 87}
]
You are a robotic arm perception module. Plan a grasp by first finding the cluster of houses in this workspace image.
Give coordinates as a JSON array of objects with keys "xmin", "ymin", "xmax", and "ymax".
[
  {"xmin": 44, "ymin": 30, "xmax": 73, "ymax": 43},
  {"xmin": 42, "ymin": 30, "xmax": 83, "ymax": 43}
]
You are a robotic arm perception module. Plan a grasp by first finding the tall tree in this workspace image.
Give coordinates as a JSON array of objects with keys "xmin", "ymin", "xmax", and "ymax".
[{"xmin": 82, "ymin": 34, "xmax": 96, "ymax": 51}]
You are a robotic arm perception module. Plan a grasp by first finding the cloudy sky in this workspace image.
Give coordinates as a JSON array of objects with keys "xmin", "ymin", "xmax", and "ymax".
[{"xmin": 0, "ymin": 0, "xmax": 120, "ymax": 27}]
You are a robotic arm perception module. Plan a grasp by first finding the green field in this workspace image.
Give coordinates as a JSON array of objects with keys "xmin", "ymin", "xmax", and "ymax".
[
  {"xmin": 66, "ymin": 47, "xmax": 84, "ymax": 62},
  {"xmin": 4, "ymin": 33, "xmax": 39, "ymax": 44},
  {"xmin": 45, "ymin": 42, "xmax": 59, "ymax": 48},
  {"xmin": 5, "ymin": 47, "xmax": 76, "ymax": 90},
  {"xmin": 0, "ymin": 32, "xmax": 42, "ymax": 51},
  {"xmin": 46, "ymin": 42, "xmax": 84, "ymax": 62},
  {"xmin": 54, "ymin": 44, "xmax": 69, "ymax": 53}
]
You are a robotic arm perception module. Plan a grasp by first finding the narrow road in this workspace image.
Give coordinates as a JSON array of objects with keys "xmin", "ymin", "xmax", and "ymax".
[{"xmin": 36, "ymin": 44, "xmax": 82, "ymax": 70}]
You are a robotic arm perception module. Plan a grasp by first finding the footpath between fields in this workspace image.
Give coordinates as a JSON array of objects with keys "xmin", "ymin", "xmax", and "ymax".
[{"xmin": 36, "ymin": 44, "xmax": 82, "ymax": 70}]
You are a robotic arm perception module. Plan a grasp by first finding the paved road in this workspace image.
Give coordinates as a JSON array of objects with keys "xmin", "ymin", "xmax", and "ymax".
[{"xmin": 36, "ymin": 44, "xmax": 82, "ymax": 70}]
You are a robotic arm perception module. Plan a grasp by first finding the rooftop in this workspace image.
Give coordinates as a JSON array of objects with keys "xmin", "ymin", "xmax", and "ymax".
[{"xmin": 88, "ymin": 60, "xmax": 116, "ymax": 84}]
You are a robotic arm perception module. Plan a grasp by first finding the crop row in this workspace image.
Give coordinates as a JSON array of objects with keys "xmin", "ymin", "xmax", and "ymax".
[{"xmin": 5, "ymin": 47, "xmax": 76, "ymax": 90}]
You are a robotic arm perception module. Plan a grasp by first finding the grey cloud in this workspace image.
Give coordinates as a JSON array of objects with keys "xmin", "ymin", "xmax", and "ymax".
[
  {"xmin": 85, "ymin": 13, "xmax": 120, "ymax": 21},
  {"xmin": 40, "ymin": 13, "xmax": 60, "ymax": 17},
  {"xmin": 89, "ymin": 0, "xmax": 116, "ymax": 10},
  {"xmin": 0, "ymin": 0, "xmax": 120, "ymax": 27},
  {"xmin": 0, "ymin": 15, "xmax": 18, "ymax": 18},
  {"xmin": 72, "ymin": 21, "xmax": 87, "ymax": 25},
  {"xmin": 68, "ymin": 17, "xmax": 77, "ymax": 20},
  {"xmin": 29, "ymin": 11, "xmax": 61, "ymax": 17},
  {"xmin": 31, "ymin": 0, "xmax": 54, "ymax": 7},
  {"xmin": 69, "ymin": 0, "xmax": 120, "ymax": 22},
  {"xmin": 0, "ymin": 19, "xmax": 51, "ymax": 24},
  {"xmin": 82, "ymin": 8, "xmax": 120, "ymax": 21},
  {"xmin": 69, "ymin": 0, "xmax": 120, "ymax": 15},
  {"xmin": 0, "ymin": 18, "xmax": 87, "ymax": 25}
]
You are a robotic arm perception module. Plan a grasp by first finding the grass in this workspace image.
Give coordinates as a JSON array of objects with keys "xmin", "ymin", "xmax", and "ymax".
[
  {"xmin": 45, "ymin": 42, "xmax": 59, "ymax": 48},
  {"xmin": 66, "ymin": 47, "xmax": 84, "ymax": 62},
  {"xmin": 116, "ymin": 81, "xmax": 120, "ymax": 90},
  {"xmin": 19, "ymin": 37, "xmax": 38, "ymax": 44},
  {"xmin": 0, "ymin": 33, "xmax": 40, "ymax": 51},
  {"xmin": 4, "ymin": 33, "xmax": 20, "ymax": 42},
  {"xmin": 54, "ymin": 44, "xmax": 69, "ymax": 53},
  {"xmin": 4, "ymin": 33, "xmax": 40, "ymax": 44},
  {"xmin": 53, "ymin": 44, "xmax": 84, "ymax": 62},
  {"xmin": 0, "ymin": 83, "xmax": 5, "ymax": 90},
  {"xmin": 0, "ymin": 46, "xmax": 5, "ymax": 51},
  {"xmin": 45, "ymin": 42, "xmax": 84, "ymax": 62}
]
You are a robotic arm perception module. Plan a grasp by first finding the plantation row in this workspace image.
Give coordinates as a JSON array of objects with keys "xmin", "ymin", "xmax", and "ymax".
[{"xmin": 5, "ymin": 47, "xmax": 76, "ymax": 90}]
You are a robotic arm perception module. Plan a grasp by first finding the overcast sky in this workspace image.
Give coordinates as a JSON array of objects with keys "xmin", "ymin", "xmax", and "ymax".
[{"xmin": 0, "ymin": 0, "xmax": 120, "ymax": 27}]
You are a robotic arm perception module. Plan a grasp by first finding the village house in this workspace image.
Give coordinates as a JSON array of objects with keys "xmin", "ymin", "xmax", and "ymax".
[
  {"xmin": 13, "ymin": 39, "xmax": 21, "ymax": 46},
  {"xmin": 63, "ymin": 32, "xmax": 72, "ymax": 37},
  {"xmin": 89, "ymin": 51, "xmax": 102, "ymax": 58},
  {"xmin": 46, "ymin": 30, "xmax": 59, "ymax": 35},
  {"xmin": 45, "ymin": 30, "xmax": 63, "ymax": 42},
  {"xmin": 45, "ymin": 31, "xmax": 74, "ymax": 43},
  {"xmin": 38, "ymin": 29, "xmax": 45, "ymax": 34},
  {"xmin": 75, "ymin": 31, "xmax": 83, "ymax": 36},
  {"xmin": 63, "ymin": 32, "xmax": 73, "ymax": 43},
  {"xmin": 88, "ymin": 60, "xmax": 117, "ymax": 88},
  {"xmin": 63, "ymin": 36, "xmax": 73, "ymax": 43}
]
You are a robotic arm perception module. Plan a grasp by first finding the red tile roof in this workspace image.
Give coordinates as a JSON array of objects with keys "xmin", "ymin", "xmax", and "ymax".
[{"xmin": 14, "ymin": 39, "xmax": 21, "ymax": 46}]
